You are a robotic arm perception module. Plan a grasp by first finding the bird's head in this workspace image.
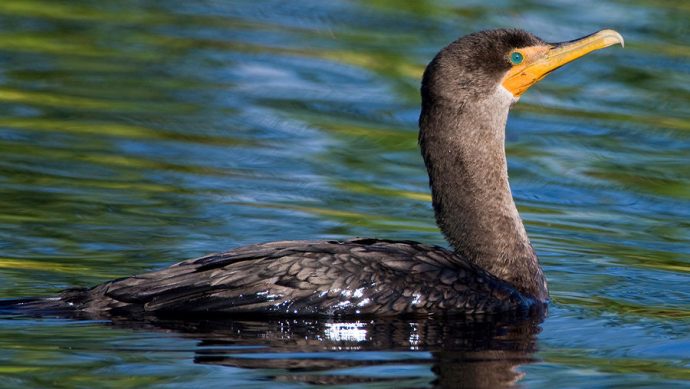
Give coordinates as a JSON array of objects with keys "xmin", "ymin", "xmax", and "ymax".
[{"xmin": 421, "ymin": 28, "xmax": 623, "ymax": 105}]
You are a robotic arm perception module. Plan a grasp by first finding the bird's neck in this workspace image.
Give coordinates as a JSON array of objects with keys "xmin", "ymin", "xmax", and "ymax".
[{"xmin": 419, "ymin": 87, "xmax": 547, "ymax": 300}]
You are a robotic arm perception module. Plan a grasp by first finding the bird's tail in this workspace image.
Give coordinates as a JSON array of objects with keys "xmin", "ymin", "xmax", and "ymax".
[{"xmin": 0, "ymin": 288, "xmax": 89, "ymax": 316}]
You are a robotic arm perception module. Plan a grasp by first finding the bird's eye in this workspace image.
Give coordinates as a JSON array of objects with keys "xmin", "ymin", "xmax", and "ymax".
[{"xmin": 510, "ymin": 52, "xmax": 524, "ymax": 65}]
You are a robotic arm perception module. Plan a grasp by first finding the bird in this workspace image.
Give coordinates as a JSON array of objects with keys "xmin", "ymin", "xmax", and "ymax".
[{"xmin": 8, "ymin": 28, "xmax": 623, "ymax": 318}]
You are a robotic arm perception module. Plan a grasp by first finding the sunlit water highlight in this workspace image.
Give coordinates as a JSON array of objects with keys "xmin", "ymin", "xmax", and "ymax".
[{"xmin": 0, "ymin": 0, "xmax": 688, "ymax": 387}]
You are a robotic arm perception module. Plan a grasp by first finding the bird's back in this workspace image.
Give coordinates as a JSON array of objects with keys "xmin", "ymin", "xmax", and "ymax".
[{"xmin": 31, "ymin": 238, "xmax": 533, "ymax": 317}]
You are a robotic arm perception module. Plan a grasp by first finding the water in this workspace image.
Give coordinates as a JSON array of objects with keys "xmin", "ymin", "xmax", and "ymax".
[{"xmin": 0, "ymin": 0, "xmax": 688, "ymax": 387}]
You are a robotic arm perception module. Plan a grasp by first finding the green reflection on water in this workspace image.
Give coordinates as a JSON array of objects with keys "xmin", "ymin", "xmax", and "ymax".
[{"xmin": 0, "ymin": 0, "xmax": 688, "ymax": 387}]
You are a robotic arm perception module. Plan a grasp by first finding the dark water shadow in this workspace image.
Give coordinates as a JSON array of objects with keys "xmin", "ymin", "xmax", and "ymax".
[{"xmin": 94, "ymin": 313, "xmax": 545, "ymax": 387}]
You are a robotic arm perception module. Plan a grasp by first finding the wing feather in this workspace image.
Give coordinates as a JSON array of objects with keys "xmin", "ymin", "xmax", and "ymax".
[{"xmin": 77, "ymin": 238, "xmax": 526, "ymax": 316}]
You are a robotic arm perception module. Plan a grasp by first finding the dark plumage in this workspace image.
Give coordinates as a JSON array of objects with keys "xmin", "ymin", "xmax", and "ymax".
[
  {"xmin": 42, "ymin": 239, "xmax": 529, "ymax": 316},
  {"xmin": 419, "ymin": 30, "xmax": 547, "ymax": 300},
  {"xmin": 6, "ymin": 28, "xmax": 624, "ymax": 317},
  {"xmin": 421, "ymin": 29, "xmax": 544, "ymax": 102}
]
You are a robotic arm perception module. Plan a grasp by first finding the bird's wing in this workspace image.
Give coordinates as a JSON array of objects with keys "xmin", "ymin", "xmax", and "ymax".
[{"xmin": 79, "ymin": 239, "xmax": 519, "ymax": 316}]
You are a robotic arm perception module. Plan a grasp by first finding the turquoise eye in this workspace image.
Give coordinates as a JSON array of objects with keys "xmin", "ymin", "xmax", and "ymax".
[{"xmin": 510, "ymin": 52, "xmax": 524, "ymax": 64}]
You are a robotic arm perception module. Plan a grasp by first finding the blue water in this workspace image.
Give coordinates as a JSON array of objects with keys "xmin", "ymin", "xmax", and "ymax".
[{"xmin": 0, "ymin": 0, "xmax": 688, "ymax": 387}]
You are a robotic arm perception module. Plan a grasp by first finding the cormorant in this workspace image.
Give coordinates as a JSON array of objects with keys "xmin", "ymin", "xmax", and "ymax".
[{"xmin": 10, "ymin": 29, "xmax": 623, "ymax": 317}]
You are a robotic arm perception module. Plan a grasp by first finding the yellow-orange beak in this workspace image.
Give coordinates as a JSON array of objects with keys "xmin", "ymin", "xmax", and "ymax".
[{"xmin": 502, "ymin": 29, "xmax": 624, "ymax": 97}]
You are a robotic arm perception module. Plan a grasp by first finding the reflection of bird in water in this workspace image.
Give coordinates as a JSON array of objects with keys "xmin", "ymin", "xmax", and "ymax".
[
  {"xmin": 8, "ymin": 29, "xmax": 622, "ymax": 317},
  {"xmin": 103, "ymin": 315, "xmax": 542, "ymax": 388}
]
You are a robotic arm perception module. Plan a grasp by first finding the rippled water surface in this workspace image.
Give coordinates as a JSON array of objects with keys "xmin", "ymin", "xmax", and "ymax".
[{"xmin": 0, "ymin": 1, "xmax": 688, "ymax": 387}]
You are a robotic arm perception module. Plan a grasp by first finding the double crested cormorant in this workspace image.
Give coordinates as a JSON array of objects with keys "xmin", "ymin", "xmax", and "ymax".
[{"xmin": 11, "ymin": 29, "xmax": 623, "ymax": 317}]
